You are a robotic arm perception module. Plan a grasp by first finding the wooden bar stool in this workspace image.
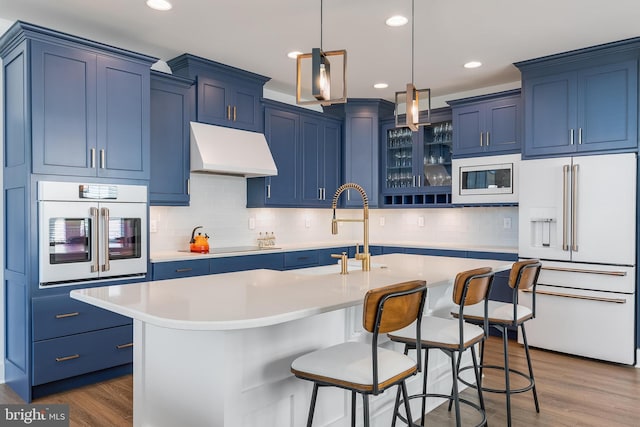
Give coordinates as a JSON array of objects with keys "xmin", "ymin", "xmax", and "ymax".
[
  {"xmin": 457, "ymin": 259, "xmax": 542, "ymax": 427},
  {"xmin": 388, "ymin": 267, "xmax": 495, "ymax": 427},
  {"xmin": 291, "ymin": 280, "xmax": 427, "ymax": 427}
]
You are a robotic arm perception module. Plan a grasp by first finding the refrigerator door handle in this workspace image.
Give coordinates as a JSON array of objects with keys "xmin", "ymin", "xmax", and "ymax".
[
  {"xmin": 562, "ymin": 165, "xmax": 570, "ymax": 251},
  {"xmin": 571, "ymin": 164, "xmax": 579, "ymax": 252}
]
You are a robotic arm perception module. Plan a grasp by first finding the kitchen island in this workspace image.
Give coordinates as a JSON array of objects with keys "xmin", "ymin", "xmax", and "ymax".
[{"xmin": 71, "ymin": 254, "xmax": 511, "ymax": 427}]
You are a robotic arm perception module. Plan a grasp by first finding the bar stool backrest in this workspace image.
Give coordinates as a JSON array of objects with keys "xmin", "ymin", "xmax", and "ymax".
[
  {"xmin": 363, "ymin": 280, "xmax": 427, "ymax": 394},
  {"xmin": 452, "ymin": 267, "xmax": 493, "ymax": 306},
  {"xmin": 509, "ymin": 259, "xmax": 542, "ymax": 291}
]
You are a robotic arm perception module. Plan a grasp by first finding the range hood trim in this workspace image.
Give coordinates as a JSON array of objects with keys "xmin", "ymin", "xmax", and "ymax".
[{"xmin": 190, "ymin": 121, "xmax": 278, "ymax": 178}]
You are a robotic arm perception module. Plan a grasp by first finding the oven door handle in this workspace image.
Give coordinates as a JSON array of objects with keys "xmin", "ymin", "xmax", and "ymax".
[
  {"xmin": 90, "ymin": 207, "xmax": 100, "ymax": 273},
  {"xmin": 101, "ymin": 207, "xmax": 110, "ymax": 272},
  {"xmin": 521, "ymin": 288, "xmax": 627, "ymax": 304}
]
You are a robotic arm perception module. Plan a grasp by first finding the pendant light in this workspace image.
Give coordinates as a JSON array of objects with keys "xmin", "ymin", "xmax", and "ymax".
[
  {"xmin": 296, "ymin": 0, "xmax": 347, "ymax": 106},
  {"xmin": 395, "ymin": 0, "xmax": 431, "ymax": 131}
]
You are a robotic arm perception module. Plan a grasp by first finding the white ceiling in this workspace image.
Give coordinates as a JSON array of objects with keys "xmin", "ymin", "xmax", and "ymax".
[{"xmin": 1, "ymin": 0, "xmax": 640, "ymax": 104}]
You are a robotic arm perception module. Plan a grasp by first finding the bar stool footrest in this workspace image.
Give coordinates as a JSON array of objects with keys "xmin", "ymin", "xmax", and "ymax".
[
  {"xmin": 395, "ymin": 392, "xmax": 486, "ymax": 427},
  {"xmin": 458, "ymin": 364, "xmax": 535, "ymax": 394}
]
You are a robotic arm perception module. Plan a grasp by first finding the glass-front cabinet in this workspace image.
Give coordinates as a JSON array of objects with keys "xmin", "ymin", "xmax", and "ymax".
[{"xmin": 381, "ymin": 108, "xmax": 452, "ymax": 207}]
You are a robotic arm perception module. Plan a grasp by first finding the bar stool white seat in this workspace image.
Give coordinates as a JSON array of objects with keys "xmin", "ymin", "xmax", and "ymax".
[{"xmin": 291, "ymin": 280, "xmax": 428, "ymax": 427}]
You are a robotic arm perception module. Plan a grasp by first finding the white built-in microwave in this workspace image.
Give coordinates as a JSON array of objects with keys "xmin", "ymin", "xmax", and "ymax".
[{"xmin": 452, "ymin": 154, "xmax": 520, "ymax": 204}]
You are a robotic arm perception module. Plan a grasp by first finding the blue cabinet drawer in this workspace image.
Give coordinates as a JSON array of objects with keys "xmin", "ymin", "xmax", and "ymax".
[
  {"xmin": 283, "ymin": 250, "xmax": 320, "ymax": 269},
  {"xmin": 32, "ymin": 325, "xmax": 133, "ymax": 385},
  {"xmin": 152, "ymin": 259, "xmax": 210, "ymax": 280},
  {"xmin": 33, "ymin": 294, "xmax": 131, "ymax": 341}
]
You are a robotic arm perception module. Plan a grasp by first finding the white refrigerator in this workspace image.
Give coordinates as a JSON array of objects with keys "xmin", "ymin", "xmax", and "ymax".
[{"xmin": 518, "ymin": 152, "xmax": 636, "ymax": 364}]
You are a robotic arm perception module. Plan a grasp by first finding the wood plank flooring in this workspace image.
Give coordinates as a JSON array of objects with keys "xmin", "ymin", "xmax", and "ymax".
[{"xmin": 1, "ymin": 336, "xmax": 639, "ymax": 426}]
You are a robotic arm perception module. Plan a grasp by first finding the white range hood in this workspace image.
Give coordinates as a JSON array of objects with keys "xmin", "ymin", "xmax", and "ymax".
[{"xmin": 190, "ymin": 121, "xmax": 278, "ymax": 177}]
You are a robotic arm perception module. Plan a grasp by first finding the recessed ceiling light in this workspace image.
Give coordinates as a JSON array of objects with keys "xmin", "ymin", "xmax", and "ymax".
[
  {"xmin": 373, "ymin": 83, "xmax": 389, "ymax": 89},
  {"xmin": 386, "ymin": 15, "xmax": 408, "ymax": 27},
  {"xmin": 146, "ymin": 0, "xmax": 172, "ymax": 11},
  {"xmin": 287, "ymin": 51, "xmax": 303, "ymax": 59},
  {"xmin": 464, "ymin": 61, "xmax": 483, "ymax": 69}
]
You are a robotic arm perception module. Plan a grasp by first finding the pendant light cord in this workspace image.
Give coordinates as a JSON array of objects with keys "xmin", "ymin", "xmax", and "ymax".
[
  {"xmin": 411, "ymin": 0, "xmax": 414, "ymax": 84},
  {"xmin": 320, "ymin": 0, "xmax": 323, "ymax": 51}
]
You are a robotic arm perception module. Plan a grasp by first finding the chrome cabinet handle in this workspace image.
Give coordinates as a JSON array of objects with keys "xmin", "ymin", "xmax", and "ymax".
[
  {"xmin": 226, "ymin": 105, "xmax": 231, "ymax": 120},
  {"xmin": 100, "ymin": 149, "xmax": 105, "ymax": 168},
  {"xmin": 318, "ymin": 188, "xmax": 322, "ymax": 200},
  {"xmin": 55, "ymin": 312, "xmax": 80, "ymax": 319},
  {"xmin": 413, "ymin": 175, "xmax": 417, "ymax": 187},
  {"xmin": 479, "ymin": 132, "xmax": 483, "ymax": 147},
  {"xmin": 571, "ymin": 164, "xmax": 579, "ymax": 252},
  {"xmin": 90, "ymin": 148, "xmax": 96, "ymax": 168},
  {"xmin": 266, "ymin": 184, "xmax": 271, "ymax": 199},
  {"xmin": 486, "ymin": 131, "xmax": 490, "ymax": 146},
  {"xmin": 569, "ymin": 128, "xmax": 575, "ymax": 145},
  {"xmin": 116, "ymin": 343, "xmax": 133, "ymax": 349},
  {"xmin": 90, "ymin": 207, "xmax": 100, "ymax": 273},
  {"xmin": 175, "ymin": 268, "xmax": 193, "ymax": 273},
  {"xmin": 56, "ymin": 354, "xmax": 80, "ymax": 362},
  {"xmin": 562, "ymin": 165, "xmax": 569, "ymax": 251},
  {"xmin": 186, "ymin": 178, "xmax": 190, "ymax": 195},
  {"xmin": 101, "ymin": 207, "xmax": 110, "ymax": 272},
  {"xmin": 578, "ymin": 127, "xmax": 582, "ymax": 145},
  {"xmin": 232, "ymin": 106, "xmax": 237, "ymax": 121}
]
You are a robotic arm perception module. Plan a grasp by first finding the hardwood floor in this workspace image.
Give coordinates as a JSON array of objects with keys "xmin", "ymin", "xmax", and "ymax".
[{"xmin": 1, "ymin": 336, "xmax": 639, "ymax": 426}]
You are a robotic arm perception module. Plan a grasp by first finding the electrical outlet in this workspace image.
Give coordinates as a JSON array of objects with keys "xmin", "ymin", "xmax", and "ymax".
[
  {"xmin": 150, "ymin": 219, "xmax": 158, "ymax": 233},
  {"xmin": 418, "ymin": 216, "xmax": 425, "ymax": 227},
  {"xmin": 305, "ymin": 217, "xmax": 311, "ymax": 228},
  {"xmin": 503, "ymin": 217, "xmax": 512, "ymax": 229},
  {"xmin": 248, "ymin": 217, "xmax": 256, "ymax": 230},
  {"xmin": 379, "ymin": 216, "xmax": 385, "ymax": 226}
]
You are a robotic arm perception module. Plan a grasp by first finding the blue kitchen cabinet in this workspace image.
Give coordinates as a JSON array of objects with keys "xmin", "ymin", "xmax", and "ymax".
[
  {"xmin": 151, "ymin": 259, "xmax": 210, "ymax": 280},
  {"xmin": 324, "ymin": 99, "xmax": 396, "ymax": 208},
  {"xmin": 247, "ymin": 106, "xmax": 300, "ymax": 207},
  {"xmin": 30, "ymin": 38, "xmax": 153, "ymax": 179},
  {"xmin": 380, "ymin": 108, "xmax": 454, "ymax": 207},
  {"xmin": 448, "ymin": 89, "xmax": 521, "ymax": 158},
  {"xmin": 247, "ymin": 100, "xmax": 342, "ymax": 207},
  {"xmin": 516, "ymin": 43, "xmax": 639, "ymax": 158},
  {"xmin": 300, "ymin": 114, "xmax": 342, "ymax": 206},
  {"xmin": 210, "ymin": 253, "xmax": 284, "ymax": 273},
  {"xmin": 0, "ymin": 21, "xmax": 154, "ymax": 403},
  {"xmin": 167, "ymin": 54, "xmax": 269, "ymax": 133},
  {"xmin": 150, "ymin": 71, "xmax": 195, "ymax": 206}
]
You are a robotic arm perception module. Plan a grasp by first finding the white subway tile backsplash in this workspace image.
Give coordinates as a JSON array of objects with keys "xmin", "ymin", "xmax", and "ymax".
[{"xmin": 150, "ymin": 174, "xmax": 518, "ymax": 251}]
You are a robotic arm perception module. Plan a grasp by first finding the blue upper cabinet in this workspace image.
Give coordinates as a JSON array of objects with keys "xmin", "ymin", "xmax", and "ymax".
[
  {"xmin": 448, "ymin": 89, "xmax": 521, "ymax": 158},
  {"xmin": 247, "ymin": 100, "xmax": 341, "ymax": 208},
  {"xmin": 300, "ymin": 115, "xmax": 342, "ymax": 206},
  {"xmin": 167, "ymin": 54, "xmax": 270, "ymax": 133},
  {"xmin": 28, "ymin": 36, "xmax": 154, "ymax": 179},
  {"xmin": 515, "ymin": 40, "xmax": 640, "ymax": 158},
  {"xmin": 149, "ymin": 71, "xmax": 195, "ymax": 206},
  {"xmin": 324, "ymin": 99, "xmax": 395, "ymax": 208}
]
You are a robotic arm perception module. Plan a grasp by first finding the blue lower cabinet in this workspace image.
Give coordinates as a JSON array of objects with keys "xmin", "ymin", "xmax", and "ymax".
[
  {"xmin": 404, "ymin": 247, "xmax": 467, "ymax": 258},
  {"xmin": 33, "ymin": 325, "xmax": 133, "ymax": 385},
  {"xmin": 283, "ymin": 250, "xmax": 320, "ymax": 270},
  {"xmin": 33, "ymin": 294, "xmax": 131, "ymax": 341},
  {"xmin": 210, "ymin": 253, "xmax": 284, "ymax": 273},
  {"xmin": 152, "ymin": 259, "xmax": 210, "ymax": 280}
]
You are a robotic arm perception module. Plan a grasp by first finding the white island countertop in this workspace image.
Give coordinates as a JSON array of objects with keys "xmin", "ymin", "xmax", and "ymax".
[{"xmin": 71, "ymin": 254, "xmax": 512, "ymax": 331}]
